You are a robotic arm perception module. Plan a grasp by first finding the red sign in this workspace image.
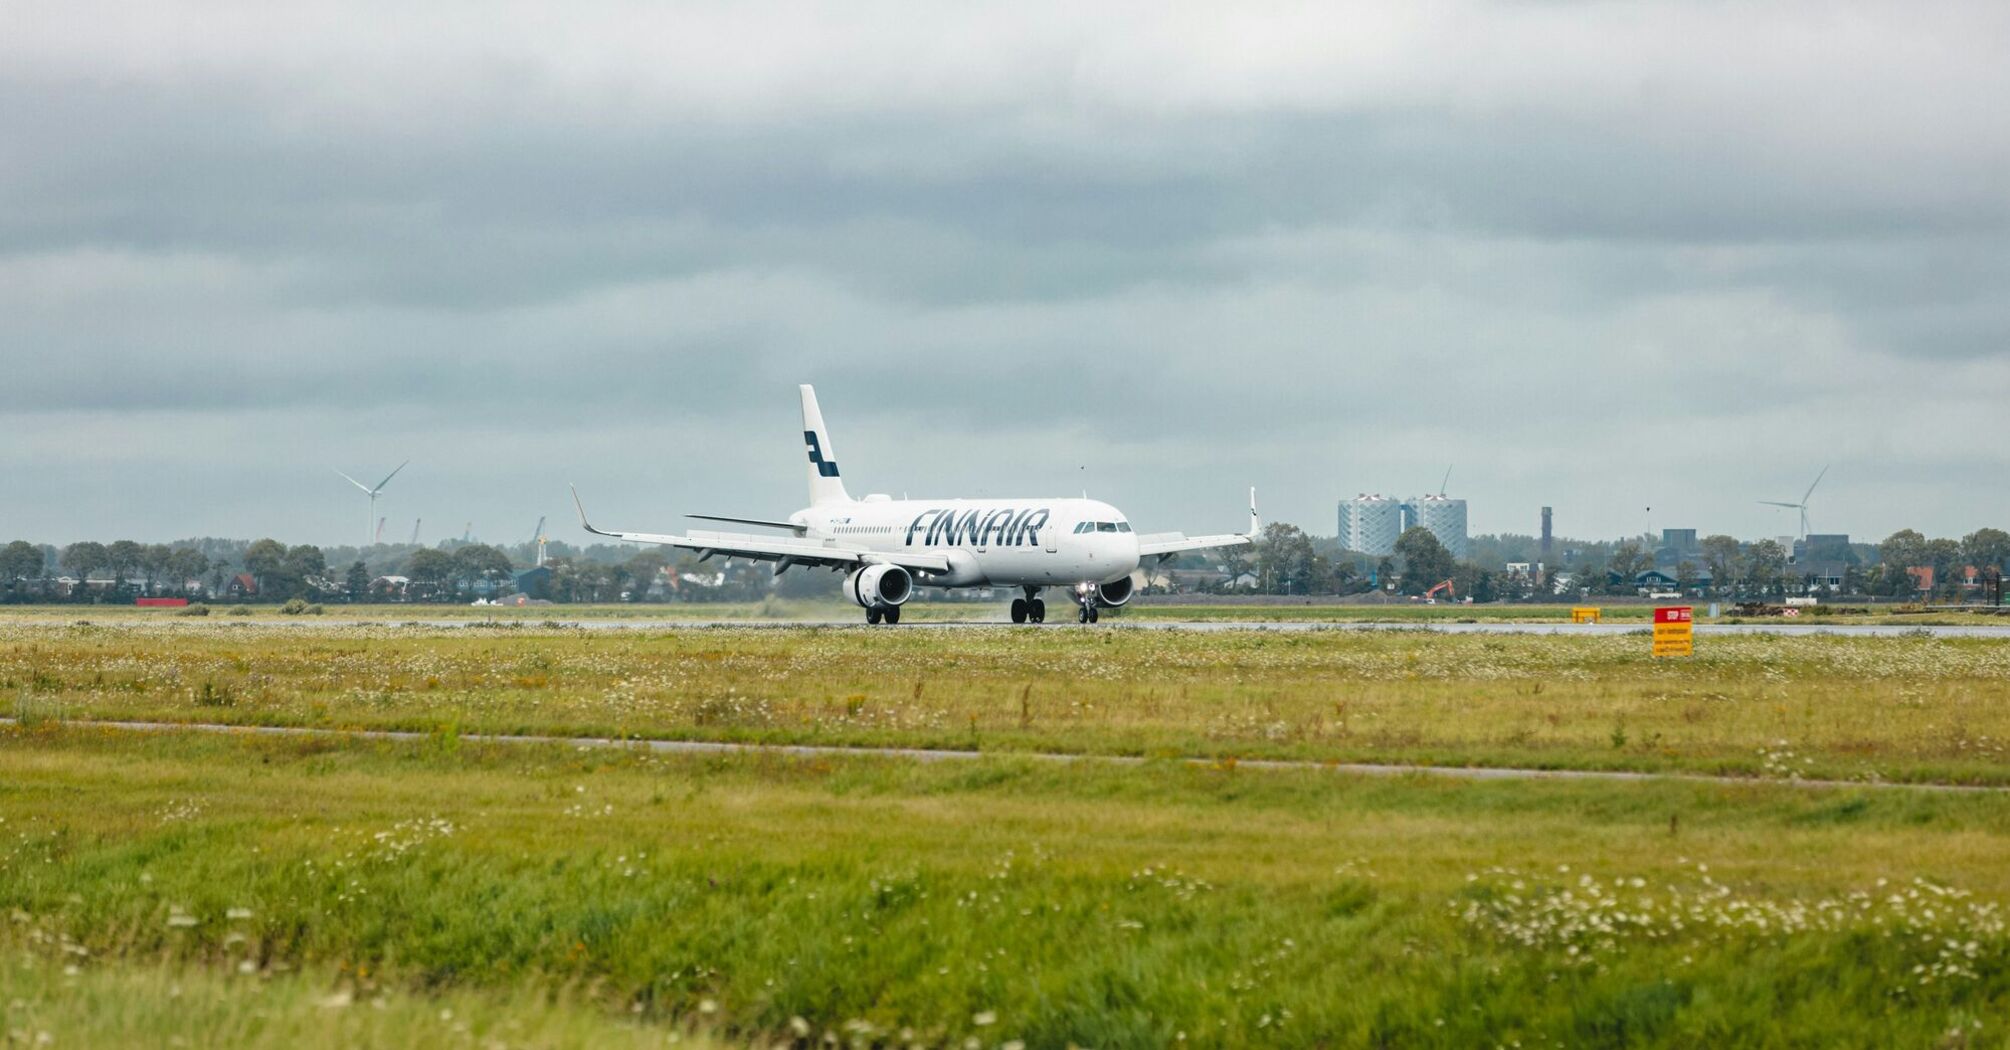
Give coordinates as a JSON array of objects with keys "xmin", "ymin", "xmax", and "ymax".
[
  {"xmin": 1653, "ymin": 606, "xmax": 1692, "ymax": 624},
  {"xmin": 135, "ymin": 597, "xmax": 190, "ymax": 607}
]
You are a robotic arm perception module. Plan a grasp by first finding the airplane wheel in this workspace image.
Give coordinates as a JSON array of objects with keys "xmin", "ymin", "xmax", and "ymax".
[
  {"xmin": 1078, "ymin": 604, "xmax": 1090, "ymax": 624},
  {"xmin": 1010, "ymin": 598, "xmax": 1028, "ymax": 624},
  {"xmin": 1029, "ymin": 599, "xmax": 1045, "ymax": 623},
  {"xmin": 866, "ymin": 607, "xmax": 882, "ymax": 625},
  {"xmin": 884, "ymin": 605, "xmax": 900, "ymax": 625},
  {"xmin": 1088, "ymin": 604, "xmax": 1100, "ymax": 624}
]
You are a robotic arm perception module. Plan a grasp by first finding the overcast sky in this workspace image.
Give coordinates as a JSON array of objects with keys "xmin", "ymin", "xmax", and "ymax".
[{"xmin": 6, "ymin": 1, "xmax": 2008, "ymax": 548}]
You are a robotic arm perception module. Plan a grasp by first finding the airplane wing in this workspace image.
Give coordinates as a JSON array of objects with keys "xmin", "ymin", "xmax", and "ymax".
[
  {"xmin": 1135, "ymin": 487, "xmax": 1261, "ymax": 563},
  {"xmin": 1136, "ymin": 532, "xmax": 1253, "ymax": 560},
  {"xmin": 570, "ymin": 487, "xmax": 949, "ymax": 574}
]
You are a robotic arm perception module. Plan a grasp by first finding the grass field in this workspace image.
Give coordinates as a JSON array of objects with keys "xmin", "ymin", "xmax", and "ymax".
[
  {"xmin": 7, "ymin": 621, "xmax": 2010, "ymax": 1045},
  {"xmin": 4, "ymin": 729, "xmax": 2008, "ymax": 1048},
  {"xmin": 7, "ymin": 621, "xmax": 2010, "ymax": 784}
]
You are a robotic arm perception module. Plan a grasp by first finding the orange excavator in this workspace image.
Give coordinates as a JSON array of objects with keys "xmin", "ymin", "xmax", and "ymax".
[{"xmin": 1423, "ymin": 578, "xmax": 1456, "ymax": 602}]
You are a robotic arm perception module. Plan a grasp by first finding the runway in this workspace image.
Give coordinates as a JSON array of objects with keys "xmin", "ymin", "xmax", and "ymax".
[
  {"xmin": 411, "ymin": 617, "xmax": 2010, "ymax": 638},
  {"xmin": 5, "ymin": 716, "xmax": 1998, "ymax": 792},
  {"xmin": 22, "ymin": 616, "xmax": 2010, "ymax": 637}
]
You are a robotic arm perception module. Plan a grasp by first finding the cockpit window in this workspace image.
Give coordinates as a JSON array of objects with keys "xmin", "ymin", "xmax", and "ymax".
[
  {"xmin": 1115, "ymin": 522, "xmax": 1131, "ymax": 533},
  {"xmin": 1097, "ymin": 522, "xmax": 1117, "ymax": 533}
]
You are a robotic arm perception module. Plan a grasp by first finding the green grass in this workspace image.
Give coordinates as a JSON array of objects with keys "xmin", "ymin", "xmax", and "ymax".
[
  {"xmin": 7, "ymin": 621, "xmax": 2010, "ymax": 784},
  {"xmin": 0, "ymin": 954, "xmax": 731, "ymax": 1049},
  {"xmin": 4, "ymin": 729, "xmax": 2008, "ymax": 1047}
]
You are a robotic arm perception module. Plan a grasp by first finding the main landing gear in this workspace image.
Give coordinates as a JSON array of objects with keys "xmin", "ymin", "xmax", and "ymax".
[
  {"xmin": 865, "ymin": 605, "xmax": 902, "ymax": 625},
  {"xmin": 1009, "ymin": 587, "xmax": 1047, "ymax": 624}
]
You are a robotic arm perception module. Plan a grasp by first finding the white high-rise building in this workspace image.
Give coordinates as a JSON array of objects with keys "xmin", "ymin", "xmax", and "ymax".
[
  {"xmin": 1404, "ymin": 494, "xmax": 1470, "ymax": 561},
  {"xmin": 1339, "ymin": 494, "xmax": 1407, "ymax": 556}
]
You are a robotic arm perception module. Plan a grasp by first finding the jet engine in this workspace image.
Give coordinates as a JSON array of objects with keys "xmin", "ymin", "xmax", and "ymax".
[
  {"xmin": 1095, "ymin": 575, "xmax": 1134, "ymax": 607},
  {"xmin": 846, "ymin": 563, "xmax": 913, "ymax": 609}
]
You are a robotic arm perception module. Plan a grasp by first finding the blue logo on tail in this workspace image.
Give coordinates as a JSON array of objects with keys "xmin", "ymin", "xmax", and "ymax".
[{"xmin": 804, "ymin": 431, "xmax": 840, "ymax": 477}]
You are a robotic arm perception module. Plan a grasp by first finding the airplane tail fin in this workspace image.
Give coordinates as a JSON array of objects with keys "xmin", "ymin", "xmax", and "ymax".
[
  {"xmin": 1247, "ymin": 486, "xmax": 1261, "ymax": 538},
  {"xmin": 799, "ymin": 385, "xmax": 854, "ymax": 506}
]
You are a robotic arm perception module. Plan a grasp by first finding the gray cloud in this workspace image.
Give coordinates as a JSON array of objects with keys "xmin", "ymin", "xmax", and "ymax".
[{"xmin": 3, "ymin": 1, "xmax": 2008, "ymax": 546}]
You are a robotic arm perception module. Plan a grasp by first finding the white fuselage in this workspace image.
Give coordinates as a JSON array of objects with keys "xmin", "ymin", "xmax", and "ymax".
[{"xmin": 784, "ymin": 497, "xmax": 1140, "ymax": 589}]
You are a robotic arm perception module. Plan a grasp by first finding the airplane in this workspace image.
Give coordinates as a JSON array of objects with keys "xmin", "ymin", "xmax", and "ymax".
[{"xmin": 571, "ymin": 385, "xmax": 1256, "ymax": 624}]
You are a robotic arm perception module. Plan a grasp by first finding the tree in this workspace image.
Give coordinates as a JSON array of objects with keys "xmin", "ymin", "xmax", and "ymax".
[
  {"xmin": 450, "ymin": 544, "xmax": 514, "ymax": 597},
  {"xmin": 1675, "ymin": 560, "xmax": 1699, "ymax": 593},
  {"xmin": 1963, "ymin": 528, "xmax": 2010, "ymax": 573},
  {"xmin": 1, "ymin": 541, "xmax": 43, "ymax": 601},
  {"xmin": 1606, "ymin": 541, "xmax": 1649, "ymax": 592},
  {"xmin": 60, "ymin": 541, "xmax": 108, "ymax": 598},
  {"xmin": 1393, "ymin": 527, "xmax": 1455, "ymax": 596},
  {"xmin": 1327, "ymin": 557, "xmax": 1359, "ymax": 595},
  {"xmin": 283, "ymin": 545, "xmax": 328, "ymax": 599},
  {"xmin": 1700, "ymin": 535, "xmax": 1741, "ymax": 597},
  {"xmin": 405, "ymin": 548, "xmax": 455, "ymax": 600},
  {"xmin": 243, "ymin": 539, "xmax": 289, "ymax": 595},
  {"xmin": 106, "ymin": 539, "xmax": 146, "ymax": 593},
  {"xmin": 1257, "ymin": 522, "xmax": 1317, "ymax": 594},
  {"xmin": 1873, "ymin": 527, "xmax": 1921, "ymax": 591},
  {"xmin": 345, "ymin": 560, "xmax": 370, "ymax": 601},
  {"xmin": 1924, "ymin": 537, "xmax": 1964, "ymax": 599},
  {"xmin": 165, "ymin": 548, "xmax": 209, "ymax": 595},
  {"xmin": 138, "ymin": 544, "xmax": 171, "ymax": 595},
  {"xmin": 621, "ymin": 550, "xmax": 671, "ymax": 601},
  {"xmin": 1211, "ymin": 540, "xmax": 1255, "ymax": 591},
  {"xmin": 1746, "ymin": 539, "xmax": 1788, "ymax": 597}
]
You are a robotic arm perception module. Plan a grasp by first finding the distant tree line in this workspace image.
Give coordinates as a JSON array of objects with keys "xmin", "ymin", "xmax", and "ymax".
[
  {"xmin": 6, "ymin": 523, "xmax": 2006, "ymax": 605},
  {"xmin": 1174, "ymin": 523, "xmax": 2010, "ymax": 603},
  {"xmin": 0, "ymin": 534, "xmax": 846, "ymax": 605}
]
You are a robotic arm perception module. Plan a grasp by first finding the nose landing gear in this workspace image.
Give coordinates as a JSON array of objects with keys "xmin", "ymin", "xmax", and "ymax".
[{"xmin": 1076, "ymin": 591, "xmax": 1100, "ymax": 623}]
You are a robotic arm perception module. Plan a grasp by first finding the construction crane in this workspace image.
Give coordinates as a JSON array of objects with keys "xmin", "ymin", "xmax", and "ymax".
[{"xmin": 527, "ymin": 516, "xmax": 548, "ymax": 567}]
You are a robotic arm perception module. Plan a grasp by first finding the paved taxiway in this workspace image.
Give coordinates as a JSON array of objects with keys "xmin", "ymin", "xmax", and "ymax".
[{"xmin": 5, "ymin": 716, "xmax": 1999, "ymax": 792}]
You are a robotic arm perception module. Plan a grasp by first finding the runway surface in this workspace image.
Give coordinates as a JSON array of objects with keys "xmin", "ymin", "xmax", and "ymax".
[
  {"xmin": 5, "ymin": 716, "xmax": 1999, "ymax": 793},
  {"xmin": 30, "ymin": 616, "xmax": 2010, "ymax": 637}
]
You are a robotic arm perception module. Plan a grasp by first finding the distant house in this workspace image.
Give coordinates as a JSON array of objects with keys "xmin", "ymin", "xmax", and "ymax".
[
  {"xmin": 226, "ymin": 573, "xmax": 258, "ymax": 599},
  {"xmin": 1625, "ymin": 568, "xmax": 1711, "ymax": 594},
  {"xmin": 512, "ymin": 565, "xmax": 553, "ymax": 600}
]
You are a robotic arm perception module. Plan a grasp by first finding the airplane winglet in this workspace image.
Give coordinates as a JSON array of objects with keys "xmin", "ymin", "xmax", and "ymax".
[{"xmin": 569, "ymin": 484, "xmax": 617, "ymax": 538}]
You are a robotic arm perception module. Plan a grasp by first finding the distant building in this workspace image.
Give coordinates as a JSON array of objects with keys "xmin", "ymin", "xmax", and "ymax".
[
  {"xmin": 1656, "ymin": 528, "xmax": 1700, "ymax": 568},
  {"xmin": 1403, "ymin": 494, "xmax": 1470, "ymax": 562},
  {"xmin": 1339, "ymin": 495, "xmax": 1407, "ymax": 556},
  {"xmin": 1341, "ymin": 490, "xmax": 1469, "ymax": 561},
  {"xmin": 513, "ymin": 565, "xmax": 553, "ymax": 600}
]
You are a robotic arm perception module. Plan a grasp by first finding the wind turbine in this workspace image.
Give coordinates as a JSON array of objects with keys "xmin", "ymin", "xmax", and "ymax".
[
  {"xmin": 1759, "ymin": 465, "xmax": 1829, "ymax": 540},
  {"xmin": 334, "ymin": 461, "xmax": 410, "ymax": 548}
]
